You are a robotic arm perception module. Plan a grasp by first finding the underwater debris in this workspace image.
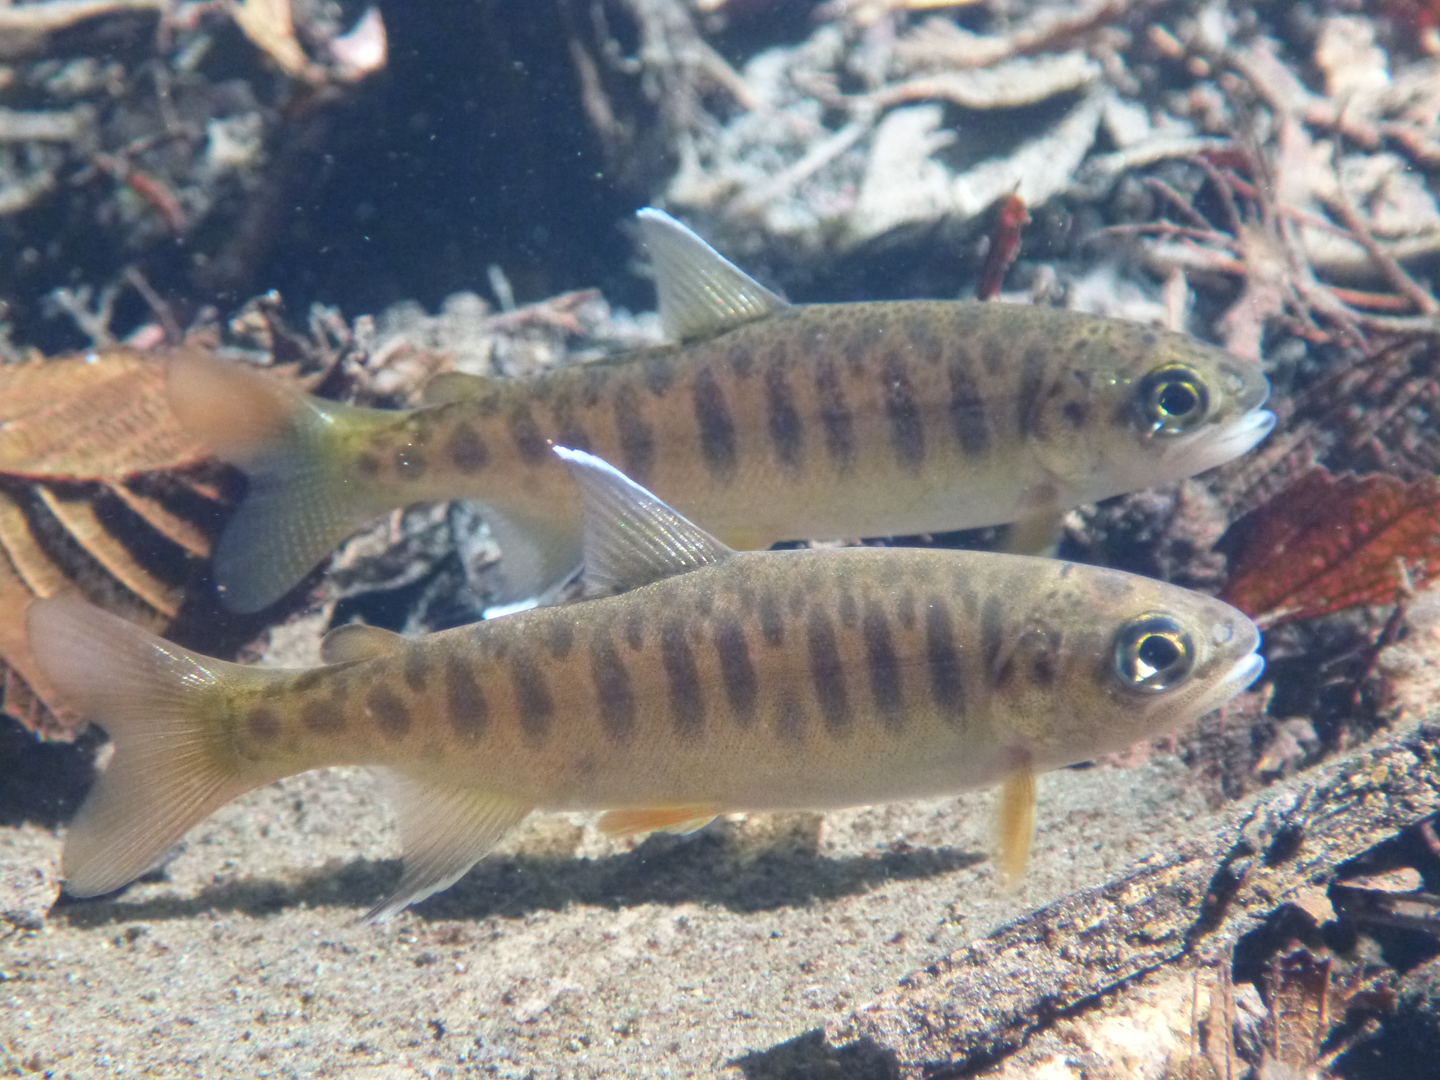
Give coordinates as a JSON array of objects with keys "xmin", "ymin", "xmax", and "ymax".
[
  {"xmin": 0, "ymin": 347, "xmax": 225, "ymax": 737},
  {"xmin": 1218, "ymin": 467, "xmax": 1440, "ymax": 629}
]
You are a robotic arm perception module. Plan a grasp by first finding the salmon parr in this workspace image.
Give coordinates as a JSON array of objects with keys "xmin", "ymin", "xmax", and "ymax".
[
  {"xmin": 169, "ymin": 209, "xmax": 1275, "ymax": 613},
  {"xmin": 29, "ymin": 448, "xmax": 1263, "ymax": 920}
]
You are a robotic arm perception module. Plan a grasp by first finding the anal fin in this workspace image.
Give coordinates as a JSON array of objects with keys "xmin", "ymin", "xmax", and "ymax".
[
  {"xmin": 1002, "ymin": 509, "xmax": 1064, "ymax": 557},
  {"xmin": 598, "ymin": 806, "xmax": 720, "ymax": 838},
  {"xmin": 368, "ymin": 772, "xmax": 532, "ymax": 923},
  {"xmin": 994, "ymin": 757, "xmax": 1036, "ymax": 888}
]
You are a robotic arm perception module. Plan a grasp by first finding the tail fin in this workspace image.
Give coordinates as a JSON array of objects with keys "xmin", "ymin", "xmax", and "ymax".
[
  {"xmin": 166, "ymin": 355, "xmax": 391, "ymax": 613},
  {"xmin": 26, "ymin": 595, "xmax": 262, "ymax": 898}
]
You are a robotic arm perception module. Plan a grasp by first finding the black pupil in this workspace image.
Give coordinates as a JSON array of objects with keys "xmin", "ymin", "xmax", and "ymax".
[
  {"xmin": 1137, "ymin": 634, "xmax": 1180, "ymax": 673},
  {"xmin": 1157, "ymin": 381, "xmax": 1198, "ymax": 417}
]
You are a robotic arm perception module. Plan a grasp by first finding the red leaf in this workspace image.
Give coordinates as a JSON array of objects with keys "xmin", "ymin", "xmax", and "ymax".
[
  {"xmin": 1219, "ymin": 468, "xmax": 1440, "ymax": 627},
  {"xmin": 976, "ymin": 192, "xmax": 1029, "ymax": 302}
]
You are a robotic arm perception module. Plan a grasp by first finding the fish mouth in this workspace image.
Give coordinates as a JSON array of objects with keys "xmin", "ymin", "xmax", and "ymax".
[
  {"xmin": 1188, "ymin": 650, "xmax": 1265, "ymax": 718},
  {"xmin": 1163, "ymin": 407, "xmax": 1276, "ymax": 477}
]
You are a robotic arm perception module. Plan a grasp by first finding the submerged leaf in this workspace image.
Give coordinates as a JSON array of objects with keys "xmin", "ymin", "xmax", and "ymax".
[
  {"xmin": 1220, "ymin": 468, "xmax": 1440, "ymax": 627},
  {"xmin": 0, "ymin": 348, "xmax": 209, "ymax": 482}
]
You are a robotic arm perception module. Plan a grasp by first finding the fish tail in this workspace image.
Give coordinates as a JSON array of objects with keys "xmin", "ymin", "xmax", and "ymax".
[
  {"xmin": 26, "ymin": 595, "xmax": 263, "ymax": 898},
  {"xmin": 166, "ymin": 354, "xmax": 393, "ymax": 613}
]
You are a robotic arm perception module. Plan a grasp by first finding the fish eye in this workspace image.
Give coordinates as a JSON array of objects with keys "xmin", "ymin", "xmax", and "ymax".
[
  {"xmin": 1113, "ymin": 614, "xmax": 1195, "ymax": 693},
  {"xmin": 1137, "ymin": 366, "xmax": 1209, "ymax": 435}
]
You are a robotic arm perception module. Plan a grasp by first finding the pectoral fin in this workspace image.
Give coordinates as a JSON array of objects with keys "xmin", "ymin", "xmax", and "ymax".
[
  {"xmin": 598, "ymin": 806, "xmax": 720, "ymax": 837},
  {"xmin": 994, "ymin": 758, "xmax": 1036, "ymax": 888},
  {"xmin": 1002, "ymin": 509, "xmax": 1064, "ymax": 557},
  {"xmin": 637, "ymin": 208, "xmax": 788, "ymax": 342},
  {"xmin": 367, "ymin": 772, "xmax": 532, "ymax": 922}
]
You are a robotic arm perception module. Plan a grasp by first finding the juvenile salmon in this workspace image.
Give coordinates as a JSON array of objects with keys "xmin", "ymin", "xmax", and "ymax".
[
  {"xmin": 29, "ymin": 448, "xmax": 1263, "ymax": 920},
  {"xmin": 168, "ymin": 209, "xmax": 1274, "ymax": 613}
]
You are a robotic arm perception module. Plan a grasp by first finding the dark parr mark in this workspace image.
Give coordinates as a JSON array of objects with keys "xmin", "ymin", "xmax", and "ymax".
[
  {"xmin": 246, "ymin": 707, "xmax": 280, "ymax": 744},
  {"xmin": 881, "ymin": 354, "xmax": 925, "ymax": 471},
  {"xmin": 445, "ymin": 423, "xmax": 489, "ymax": 472},
  {"xmin": 714, "ymin": 617, "xmax": 758, "ymax": 725},
  {"xmin": 807, "ymin": 607, "xmax": 850, "ymax": 736},
  {"xmin": 814, "ymin": 358, "xmax": 856, "ymax": 471},
  {"xmin": 981, "ymin": 594, "xmax": 1007, "ymax": 678},
  {"xmin": 613, "ymin": 383, "xmax": 656, "ymax": 483},
  {"xmin": 925, "ymin": 600, "xmax": 966, "ymax": 722},
  {"xmin": 301, "ymin": 698, "xmax": 345, "ymax": 735},
  {"xmin": 509, "ymin": 654, "xmax": 555, "ymax": 745},
  {"xmin": 837, "ymin": 588, "xmax": 859, "ymax": 629},
  {"xmin": 590, "ymin": 638, "xmax": 636, "ymax": 744},
  {"xmin": 508, "ymin": 406, "xmax": 549, "ymax": 465},
  {"xmin": 550, "ymin": 394, "xmax": 591, "ymax": 453},
  {"xmin": 864, "ymin": 602, "xmax": 905, "ymax": 729},
  {"xmin": 897, "ymin": 588, "xmax": 917, "ymax": 631},
  {"xmin": 444, "ymin": 654, "xmax": 488, "ymax": 741},
  {"xmin": 947, "ymin": 360, "xmax": 991, "ymax": 457},
  {"xmin": 366, "ymin": 686, "xmax": 411, "ymax": 741},
  {"xmin": 692, "ymin": 368, "xmax": 738, "ymax": 480},
  {"xmin": 661, "ymin": 619, "xmax": 705, "ymax": 740},
  {"xmin": 727, "ymin": 342, "xmax": 755, "ymax": 379},
  {"xmin": 624, "ymin": 608, "xmax": 645, "ymax": 650},
  {"xmin": 765, "ymin": 364, "xmax": 805, "ymax": 470}
]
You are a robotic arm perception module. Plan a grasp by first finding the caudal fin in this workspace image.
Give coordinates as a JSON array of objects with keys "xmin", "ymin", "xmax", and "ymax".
[
  {"xmin": 26, "ymin": 596, "xmax": 261, "ymax": 897},
  {"xmin": 166, "ymin": 355, "xmax": 391, "ymax": 613}
]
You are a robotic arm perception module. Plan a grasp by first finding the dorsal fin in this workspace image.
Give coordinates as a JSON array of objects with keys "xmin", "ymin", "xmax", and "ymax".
[
  {"xmin": 320, "ymin": 623, "xmax": 406, "ymax": 664},
  {"xmin": 422, "ymin": 371, "xmax": 495, "ymax": 406},
  {"xmin": 552, "ymin": 445, "xmax": 732, "ymax": 595},
  {"xmin": 637, "ymin": 208, "xmax": 788, "ymax": 343}
]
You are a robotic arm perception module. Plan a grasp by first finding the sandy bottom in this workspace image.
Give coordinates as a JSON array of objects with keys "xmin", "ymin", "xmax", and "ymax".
[{"xmin": 2, "ymin": 754, "xmax": 1215, "ymax": 1078}]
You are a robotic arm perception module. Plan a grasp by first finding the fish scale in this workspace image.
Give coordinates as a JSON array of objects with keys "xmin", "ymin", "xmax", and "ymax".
[{"xmin": 165, "ymin": 210, "xmax": 1273, "ymax": 614}]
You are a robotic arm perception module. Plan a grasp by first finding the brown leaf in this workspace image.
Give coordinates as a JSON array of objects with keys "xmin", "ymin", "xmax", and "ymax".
[
  {"xmin": 0, "ymin": 348, "xmax": 209, "ymax": 482},
  {"xmin": 975, "ymin": 192, "xmax": 1028, "ymax": 302},
  {"xmin": 1220, "ymin": 467, "xmax": 1440, "ymax": 627}
]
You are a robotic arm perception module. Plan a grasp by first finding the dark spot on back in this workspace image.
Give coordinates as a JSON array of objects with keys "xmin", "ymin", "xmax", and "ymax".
[
  {"xmin": 624, "ymin": 607, "xmax": 645, "ymax": 650},
  {"xmin": 579, "ymin": 365, "xmax": 610, "ymax": 408},
  {"xmin": 907, "ymin": 312, "xmax": 943, "ymax": 363},
  {"xmin": 508, "ymin": 406, "xmax": 549, "ymax": 465},
  {"xmin": 366, "ymin": 686, "xmax": 411, "ymax": 741},
  {"xmin": 692, "ymin": 367, "xmax": 737, "ymax": 480},
  {"xmin": 837, "ymin": 588, "xmax": 859, "ymax": 629},
  {"xmin": 613, "ymin": 382, "xmax": 656, "ymax": 484},
  {"xmin": 1016, "ymin": 345, "xmax": 1049, "ymax": 440},
  {"xmin": 983, "ymin": 336, "xmax": 1006, "ymax": 376},
  {"xmin": 644, "ymin": 356, "xmax": 675, "ymax": 397},
  {"xmin": 550, "ymin": 393, "xmax": 591, "ymax": 453},
  {"xmin": 863, "ymin": 601, "xmax": 904, "ymax": 729},
  {"xmin": 445, "ymin": 654, "xmax": 488, "ymax": 741},
  {"xmin": 814, "ymin": 357, "xmax": 856, "ymax": 472},
  {"xmin": 590, "ymin": 637, "xmax": 636, "ymax": 744},
  {"xmin": 714, "ymin": 617, "xmax": 758, "ymax": 726},
  {"xmin": 728, "ymin": 342, "xmax": 754, "ymax": 379},
  {"xmin": 661, "ymin": 618, "xmax": 705, "ymax": 740},
  {"xmin": 356, "ymin": 453, "xmax": 382, "ymax": 478},
  {"xmin": 509, "ymin": 654, "xmax": 554, "ymax": 745},
  {"xmin": 301, "ymin": 698, "xmax": 345, "ymax": 735},
  {"xmin": 446, "ymin": 423, "xmax": 489, "ymax": 472},
  {"xmin": 925, "ymin": 599, "xmax": 966, "ymax": 723},
  {"xmin": 545, "ymin": 619, "xmax": 575, "ymax": 659},
  {"xmin": 246, "ymin": 707, "xmax": 280, "ymax": 744},
  {"xmin": 981, "ymin": 594, "xmax": 1007, "ymax": 677},
  {"xmin": 1032, "ymin": 650, "xmax": 1058, "ymax": 687},
  {"xmin": 1063, "ymin": 400, "xmax": 1088, "ymax": 428},
  {"xmin": 293, "ymin": 670, "xmax": 326, "ymax": 694},
  {"xmin": 881, "ymin": 353, "xmax": 925, "ymax": 471},
  {"xmin": 947, "ymin": 359, "xmax": 991, "ymax": 457},
  {"xmin": 403, "ymin": 650, "xmax": 428, "ymax": 693},
  {"xmin": 897, "ymin": 588, "xmax": 917, "ymax": 631},
  {"xmin": 759, "ymin": 592, "xmax": 784, "ymax": 646},
  {"xmin": 807, "ymin": 607, "xmax": 849, "ymax": 736},
  {"xmin": 765, "ymin": 363, "xmax": 805, "ymax": 470},
  {"xmin": 692, "ymin": 584, "xmax": 715, "ymax": 618}
]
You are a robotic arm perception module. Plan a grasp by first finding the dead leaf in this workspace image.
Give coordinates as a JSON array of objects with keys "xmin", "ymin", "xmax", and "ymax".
[
  {"xmin": 975, "ymin": 191, "xmax": 1028, "ymax": 301},
  {"xmin": 232, "ymin": 0, "xmax": 312, "ymax": 79},
  {"xmin": 1219, "ymin": 467, "xmax": 1440, "ymax": 627}
]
